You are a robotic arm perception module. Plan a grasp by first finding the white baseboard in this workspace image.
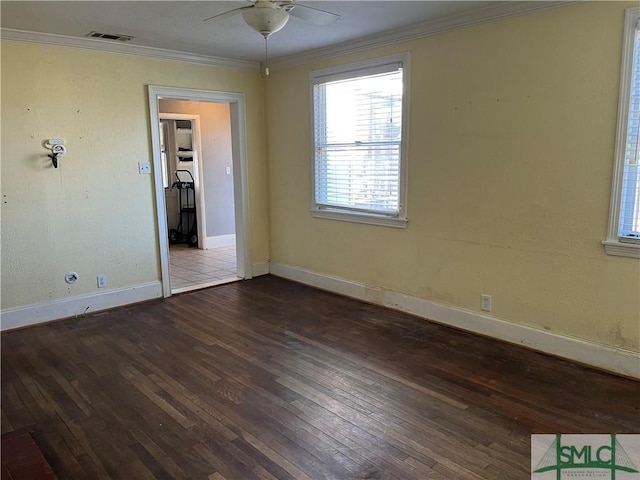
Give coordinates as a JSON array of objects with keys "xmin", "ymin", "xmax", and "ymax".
[
  {"xmin": 0, "ymin": 281, "xmax": 163, "ymax": 332},
  {"xmin": 252, "ymin": 261, "xmax": 270, "ymax": 277},
  {"xmin": 270, "ymin": 263, "xmax": 640, "ymax": 379},
  {"xmin": 204, "ymin": 234, "xmax": 236, "ymax": 249}
]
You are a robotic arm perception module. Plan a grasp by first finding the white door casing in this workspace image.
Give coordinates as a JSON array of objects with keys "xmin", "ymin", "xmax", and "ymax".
[{"xmin": 148, "ymin": 86, "xmax": 252, "ymax": 297}]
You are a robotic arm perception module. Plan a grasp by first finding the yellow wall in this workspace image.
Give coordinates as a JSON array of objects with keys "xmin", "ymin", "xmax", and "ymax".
[
  {"xmin": 2, "ymin": 2, "xmax": 638, "ymax": 355},
  {"xmin": 1, "ymin": 42, "xmax": 269, "ymax": 309},
  {"xmin": 266, "ymin": 2, "xmax": 640, "ymax": 352}
]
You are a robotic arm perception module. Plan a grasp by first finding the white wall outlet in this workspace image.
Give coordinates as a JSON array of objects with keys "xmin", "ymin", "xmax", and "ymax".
[
  {"xmin": 138, "ymin": 162, "xmax": 151, "ymax": 174},
  {"xmin": 65, "ymin": 272, "xmax": 79, "ymax": 284},
  {"xmin": 481, "ymin": 294, "xmax": 492, "ymax": 312},
  {"xmin": 97, "ymin": 274, "xmax": 107, "ymax": 288},
  {"xmin": 226, "ymin": 166, "xmax": 231, "ymax": 175}
]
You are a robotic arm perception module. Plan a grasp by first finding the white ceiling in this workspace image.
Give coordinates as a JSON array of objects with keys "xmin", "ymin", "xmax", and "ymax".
[{"xmin": 1, "ymin": 1, "xmax": 557, "ymax": 65}]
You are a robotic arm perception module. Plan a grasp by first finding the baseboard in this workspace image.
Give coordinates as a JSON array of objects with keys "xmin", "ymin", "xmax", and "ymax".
[
  {"xmin": 0, "ymin": 281, "xmax": 163, "ymax": 332},
  {"xmin": 204, "ymin": 234, "xmax": 236, "ymax": 249},
  {"xmin": 269, "ymin": 263, "xmax": 640, "ymax": 379},
  {"xmin": 252, "ymin": 261, "xmax": 270, "ymax": 277}
]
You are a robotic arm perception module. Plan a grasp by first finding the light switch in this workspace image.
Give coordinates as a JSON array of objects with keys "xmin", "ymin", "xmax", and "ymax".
[{"xmin": 226, "ymin": 166, "xmax": 231, "ymax": 175}]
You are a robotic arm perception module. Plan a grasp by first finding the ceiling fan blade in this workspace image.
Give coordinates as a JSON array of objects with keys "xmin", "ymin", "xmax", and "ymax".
[
  {"xmin": 288, "ymin": 4, "xmax": 340, "ymax": 26},
  {"xmin": 203, "ymin": 6, "xmax": 251, "ymax": 23}
]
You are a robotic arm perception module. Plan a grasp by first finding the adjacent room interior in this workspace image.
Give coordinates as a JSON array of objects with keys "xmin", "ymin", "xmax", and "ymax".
[
  {"xmin": 158, "ymin": 99, "xmax": 239, "ymax": 293},
  {"xmin": 1, "ymin": 1, "xmax": 639, "ymax": 478}
]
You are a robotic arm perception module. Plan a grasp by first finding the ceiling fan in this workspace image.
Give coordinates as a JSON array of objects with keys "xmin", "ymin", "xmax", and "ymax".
[
  {"xmin": 204, "ymin": 0, "xmax": 340, "ymax": 38},
  {"xmin": 204, "ymin": 0, "xmax": 340, "ymax": 75}
]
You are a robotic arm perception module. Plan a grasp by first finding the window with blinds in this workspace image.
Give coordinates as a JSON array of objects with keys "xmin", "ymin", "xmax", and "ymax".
[
  {"xmin": 605, "ymin": 7, "xmax": 640, "ymax": 257},
  {"xmin": 619, "ymin": 25, "xmax": 640, "ymax": 242},
  {"xmin": 311, "ymin": 54, "xmax": 408, "ymax": 226}
]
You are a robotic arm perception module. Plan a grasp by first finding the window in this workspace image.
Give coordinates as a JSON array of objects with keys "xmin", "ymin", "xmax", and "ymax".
[
  {"xmin": 605, "ymin": 7, "xmax": 640, "ymax": 258},
  {"xmin": 311, "ymin": 54, "xmax": 409, "ymax": 227}
]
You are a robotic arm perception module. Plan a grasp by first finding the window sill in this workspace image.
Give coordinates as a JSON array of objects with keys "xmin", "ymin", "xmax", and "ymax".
[
  {"xmin": 602, "ymin": 240, "xmax": 640, "ymax": 258},
  {"xmin": 311, "ymin": 208, "xmax": 408, "ymax": 229}
]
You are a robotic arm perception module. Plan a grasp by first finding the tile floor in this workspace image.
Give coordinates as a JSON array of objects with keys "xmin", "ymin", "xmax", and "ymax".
[{"xmin": 169, "ymin": 244, "xmax": 238, "ymax": 293}]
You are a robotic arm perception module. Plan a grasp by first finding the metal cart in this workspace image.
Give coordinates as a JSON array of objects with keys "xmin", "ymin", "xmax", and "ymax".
[{"xmin": 169, "ymin": 170, "xmax": 198, "ymax": 247}]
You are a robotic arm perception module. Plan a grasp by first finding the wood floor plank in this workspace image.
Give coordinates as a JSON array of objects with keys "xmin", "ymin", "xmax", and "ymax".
[
  {"xmin": 289, "ymin": 398, "xmax": 434, "ymax": 479},
  {"xmin": 284, "ymin": 329, "xmax": 470, "ymax": 410},
  {"xmin": 119, "ymin": 364, "xmax": 196, "ymax": 430},
  {"xmin": 208, "ymin": 472, "xmax": 227, "ymax": 480},
  {"xmin": 1, "ymin": 383, "xmax": 36, "ymax": 429},
  {"xmin": 1, "ymin": 409, "xmax": 14, "ymax": 434},
  {"xmin": 242, "ymin": 431, "xmax": 315, "ymax": 480},
  {"xmin": 2, "ymin": 276, "xmax": 638, "ymax": 479},
  {"xmin": 36, "ymin": 430, "xmax": 91, "ymax": 479},
  {"xmin": 68, "ymin": 367, "xmax": 198, "ymax": 479}
]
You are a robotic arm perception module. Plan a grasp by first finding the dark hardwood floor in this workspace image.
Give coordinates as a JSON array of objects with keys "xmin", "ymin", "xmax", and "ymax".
[{"xmin": 2, "ymin": 276, "xmax": 638, "ymax": 479}]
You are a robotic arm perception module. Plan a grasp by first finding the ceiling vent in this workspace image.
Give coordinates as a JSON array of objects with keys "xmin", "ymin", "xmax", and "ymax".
[{"xmin": 86, "ymin": 31, "xmax": 134, "ymax": 42}]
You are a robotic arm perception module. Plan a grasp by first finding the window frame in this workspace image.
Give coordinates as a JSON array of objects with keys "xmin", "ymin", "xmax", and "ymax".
[
  {"xmin": 604, "ymin": 6, "xmax": 640, "ymax": 258},
  {"xmin": 309, "ymin": 53, "xmax": 410, "ymax": 228}
]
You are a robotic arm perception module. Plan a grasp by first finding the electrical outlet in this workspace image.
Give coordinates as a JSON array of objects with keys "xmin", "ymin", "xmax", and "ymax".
[
  {"xmin": 97, "ymin": 274, "xmax": 107, "ymax": 288},
  {"xmin": 138, "ymin": 162, "xmax": 151, "ymax": 174},
  {"xmin": 481, "ymin": 294, "xmax": 492, "ymax": 312}
]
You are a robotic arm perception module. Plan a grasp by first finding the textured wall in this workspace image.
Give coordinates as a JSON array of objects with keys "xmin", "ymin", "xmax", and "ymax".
[
  {"xmin": 265, "ymin": 2, "xmax": 640, "ymax": 352},
  {"xmin": 1, "ymin": 42, "xmax": 268, "ymax": 310}
]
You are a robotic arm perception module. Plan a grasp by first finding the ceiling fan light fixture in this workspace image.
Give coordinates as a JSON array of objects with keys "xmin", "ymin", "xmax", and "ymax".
[{"xmin": 241, "ymin": 6, "xmax": 289, "ymax": 38}]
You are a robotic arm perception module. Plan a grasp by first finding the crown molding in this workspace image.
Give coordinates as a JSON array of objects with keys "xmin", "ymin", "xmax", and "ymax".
[
  {"xmin": 270, "ymin": 1, "xmax": 578, "ymax": 70},
  {"xmin": 0, "ymin": 2, "xmax": 579, "ymax": 72},
  {"xmin": 0, "ymin": 28, "xmax": 260, "ymax": 71}
]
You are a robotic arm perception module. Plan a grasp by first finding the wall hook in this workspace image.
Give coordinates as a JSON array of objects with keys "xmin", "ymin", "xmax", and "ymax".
[
  {"xmin": 43, "ymin": 141, "xmax": 66, "ymax": 168},
  {"xmin": 48, "ymin": 152, "xmax": 60, "ymax": 168}
]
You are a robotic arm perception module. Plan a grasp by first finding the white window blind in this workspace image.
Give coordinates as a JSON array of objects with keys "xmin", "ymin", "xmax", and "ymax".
[
  {"xmin": 313, "ymin": 62, "xmax": 404, "ymax": 217},
  {"xmin": 619, "ymin": 26, "xmax": 640, "ymax": 242}
]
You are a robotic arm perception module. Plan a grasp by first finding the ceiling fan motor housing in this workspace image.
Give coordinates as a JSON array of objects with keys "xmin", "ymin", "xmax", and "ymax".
[{"xmin": 242, "ymin": 2, "xmax": 290, "ymax": 38}]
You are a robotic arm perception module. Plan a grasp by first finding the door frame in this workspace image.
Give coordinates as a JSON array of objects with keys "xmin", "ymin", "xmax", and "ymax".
[
  {"xmin": 159, "ymin": 114, "xmax": 205, "ymax": 250},
  {"xmin": 148, "ymin": 86, "xmax": 252, "ymax": 297}
]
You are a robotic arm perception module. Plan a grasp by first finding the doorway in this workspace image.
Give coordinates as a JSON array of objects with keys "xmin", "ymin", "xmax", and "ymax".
[{"xmin": 148, "ymin": 86, "xmax": 252, "ymax": 297}]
